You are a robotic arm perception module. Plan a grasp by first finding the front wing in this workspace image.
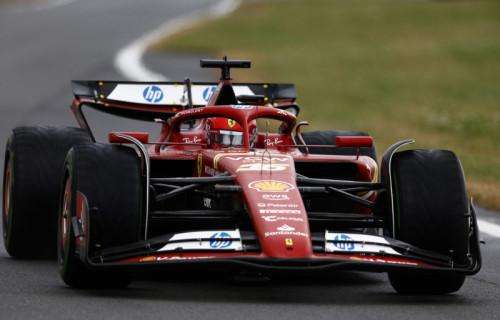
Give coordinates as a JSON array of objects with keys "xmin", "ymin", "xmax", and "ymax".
[{"xmin": 73, "ymin": 197, "xmax": 481, "ymax": 275}]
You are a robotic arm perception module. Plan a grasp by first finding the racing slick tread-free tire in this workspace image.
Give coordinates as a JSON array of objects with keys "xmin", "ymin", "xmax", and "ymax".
[
  {"xmin": 3, "ymin": 126, "xmax": 91, "ymax": 259},
  {"xmin": 59, "ymin": 143, "xmax": 142, "ymax": 288},
  {"xmin": 388, "ymin": 149, "xmax": 469, "ymax": 294},
  {"xmin": 301, "ymin": 130, "xmax": 377, "ymax": 160}
]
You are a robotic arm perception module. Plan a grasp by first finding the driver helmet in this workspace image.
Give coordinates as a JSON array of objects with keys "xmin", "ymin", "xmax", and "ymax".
[{"xmin": 206, "ymin": 118, "xmax": 244, "ymax": 147}]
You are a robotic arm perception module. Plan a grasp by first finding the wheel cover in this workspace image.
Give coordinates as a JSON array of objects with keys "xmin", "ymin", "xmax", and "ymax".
[{"xmin": 3, "ymin": 159, "xmax": 12, "ymax": 236}]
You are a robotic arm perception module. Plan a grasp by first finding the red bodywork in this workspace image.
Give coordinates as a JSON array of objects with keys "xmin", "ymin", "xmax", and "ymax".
[{"xmin": 68, "ymin": 75, "xmax": 478, "ymax": 274}]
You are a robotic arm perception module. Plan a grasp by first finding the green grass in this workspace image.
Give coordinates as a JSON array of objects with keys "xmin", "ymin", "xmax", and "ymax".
[{"xmin": 153, "ymin": 0, "xmax": 500, "ymax": 209}]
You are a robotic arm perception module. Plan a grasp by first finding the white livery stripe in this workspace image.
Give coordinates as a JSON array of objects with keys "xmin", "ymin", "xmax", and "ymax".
[
  {"xmin": 325, "ymin": 232, "xmax": 401, "ymax": 255},
  {"xmin": 159, "ymin": 230, "xmax": 243, "ymax": 252},
  {"xmin": 106, "ymin": 83, "xmax": 254, "ymax": 106}
]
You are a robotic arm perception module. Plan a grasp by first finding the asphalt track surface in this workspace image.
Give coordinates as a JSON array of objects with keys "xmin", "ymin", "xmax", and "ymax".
[{"xmin": 0, "ymin": 1, "xmax": 499, "ymax": 319}]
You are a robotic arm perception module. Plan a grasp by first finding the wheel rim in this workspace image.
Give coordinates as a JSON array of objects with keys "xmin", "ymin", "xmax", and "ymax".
[
  {"xmin": 59, "ymin": 178, "xmax": 72, "ymax": 262},
  {"xmin": 3, "ymin": 159, "xmax": 12, "ymax": 238}
]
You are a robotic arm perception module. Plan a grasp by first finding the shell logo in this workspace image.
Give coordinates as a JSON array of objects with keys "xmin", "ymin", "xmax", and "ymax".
[{"xmin": 248, "ymin": 180, "xmax": 294, "ymax": 193}]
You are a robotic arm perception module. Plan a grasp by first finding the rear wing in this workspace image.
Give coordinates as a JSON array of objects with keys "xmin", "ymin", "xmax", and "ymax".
[{"xmin": 72, "ymin": 80, "xmax": 296, "ymax": 111}]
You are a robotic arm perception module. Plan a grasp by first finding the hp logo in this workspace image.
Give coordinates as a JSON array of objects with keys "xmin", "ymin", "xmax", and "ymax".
[
  {"xmin": 209, "ymin": 232, "xmax": 232, "ymax": 249},
  {"xmin": 143, "ymin": 85, "xmax": 164, "ymax": 103},
  {"xmin": 202, "ymin": 86, "xmax": 216, "ymax": 102},
  {"xmin": 333, "ymin": 234, "xmax": 355, "ymax": 251}
]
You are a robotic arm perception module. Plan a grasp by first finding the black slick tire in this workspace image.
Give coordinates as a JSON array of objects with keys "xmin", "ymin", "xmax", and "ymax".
[
  {"xmin": 388, "ymin": 149, "xmax": 469, "ymax": 294},
  {"xmin": 3, "ymin": 126, "xmax": 90, "ymax": 258},
  {"xmin": 58, "ymin": 143, "xmax": 142, "ymax": 288}
]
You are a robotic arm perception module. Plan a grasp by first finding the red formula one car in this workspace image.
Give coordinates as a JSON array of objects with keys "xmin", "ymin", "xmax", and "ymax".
[{"xmin": 2, "ymin": 58, "xmax": 481, "ymax": 293}]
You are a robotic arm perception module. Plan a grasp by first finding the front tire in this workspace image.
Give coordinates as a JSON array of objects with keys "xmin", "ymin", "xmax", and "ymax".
[
  {"xmin": 58, "ymin": 143, "xmax": 142, "ymax": 288},
  {"xmin": 388, "ymin": 149, "xmax": 469, "ymax": 294}
]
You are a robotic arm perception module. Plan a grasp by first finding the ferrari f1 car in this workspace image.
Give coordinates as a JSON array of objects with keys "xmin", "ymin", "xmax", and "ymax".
[{"xmin": 2, "ymin": 58, "xmax": 481, "ymax": 293}]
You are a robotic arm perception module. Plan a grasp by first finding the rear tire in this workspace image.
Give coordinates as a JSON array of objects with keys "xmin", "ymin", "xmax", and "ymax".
[
  {"xmin": 3, "ymin": 126, "xmax": 90, "ymax": 258},
  {"xmin": 58, "ymin": 143, "xmax": 142, "ymax": 288},
  {"xmin": 301, "ymin": 130, "xmax": 377, "ymax": 160},
  {"xmin": 388, "ymin": 149, "xmax": 469, "ymax": 294}
]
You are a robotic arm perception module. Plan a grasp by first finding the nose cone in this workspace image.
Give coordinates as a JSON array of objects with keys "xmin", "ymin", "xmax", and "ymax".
[{"xmin": 215, "ymin": 152, "xmax": 313, "ymax": 258}]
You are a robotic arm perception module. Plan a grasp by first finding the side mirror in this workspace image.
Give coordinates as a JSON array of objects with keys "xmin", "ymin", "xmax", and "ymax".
[{"xmin": 108, "ymin": 132, "xmax": 149, "ymax": 144}]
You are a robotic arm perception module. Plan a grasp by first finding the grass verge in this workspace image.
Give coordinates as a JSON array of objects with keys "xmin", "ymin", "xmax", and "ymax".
[{"xmin": 153, "ymin": 0, "xmax": 500, "ymax": 209}]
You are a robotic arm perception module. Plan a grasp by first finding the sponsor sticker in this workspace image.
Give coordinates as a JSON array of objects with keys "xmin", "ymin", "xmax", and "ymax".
[
  {"xmin": 158, "ymin": 230, "xmax": 242, "ymax": 252},
  {"xmin": 231, "ymin": 105, "xmax": 254, "ymax": 110},
  {"xmin": 140, "ymin": 255, "xmax": 218, "ymax": 262},
  {"xmin": 202, "ymin": 86, "xmax": 217, "ymax": 101},
  {"xmin": 182, "ymin": 108, "xmax": 203, "ymax": 115},
  {"xmin": 209, "ymin": 232, "xmax": 232, "ymax": 249},
  {"xmin": 182, "ymin": 136, "xmax": 202, "ymax": 144},
  {"xmin": 212, "ymin": 152, "xmax": 289, "ymax": 169},
  {"xmin": 156, "ymin": 255, "xmax": 216, "ymax": 262},
  {"xmin": 237, "ymin": 163, "xmax": 288, "ymax": 172},
  {"xmin": 143, "ymin": 85, "xmax": 164, "ymax": 103},
  {"xmin": 203, "ymin": 197, "xmax": 212, "ymax": 208},
  {"xmin": 264, "ymin": 224, "xmax": 308, "ymax": 238},
  {"xmin": 261, "ymin": 215, "xmax": 304, "ymax": 222},
  {"xmin": 262, "ymin": 194, "xmax": 290, "ymax": 201},
  {"xmin": 264, "ymin": 137, "xmax": 283, "ymax": 147},
  {"xmin": 249, "ymin": 180, "xmax": 294, "ymax": 193},
  {"xmin": 226, "ymin": 156, "xmax": 289, "ymax": 163},
  {"xmin": 333, "ymin": 234, "xmax": 355, "ymax": 251},
  {"xmin": 257, "ymin": 202, "xmax": 298, "ymax": 208},
  {"xmin": 264, "ymin": 230, "xmax": 308, "ymax": 238},
  {"xmin": 325, "ymin": 232, "xmax": 401, "ymax": 255},
  {"xmin": 259, "ymin": 209, "xmax": 302, "ymax": 215}
]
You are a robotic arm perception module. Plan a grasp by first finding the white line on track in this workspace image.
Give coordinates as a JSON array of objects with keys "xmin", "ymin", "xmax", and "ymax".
[
  {"xmin": 478, "ymin": 219, "xmax": 500, "ymax": 238},
  {"xmin": 114, "ymin": 0, "xmax": 241, "ymax": 81}
]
